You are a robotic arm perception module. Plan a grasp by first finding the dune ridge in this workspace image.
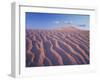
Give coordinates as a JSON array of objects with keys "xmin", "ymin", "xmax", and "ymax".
[{"xmin": 26, "ymin": 27, "xmax": 89, "ymax": 67}]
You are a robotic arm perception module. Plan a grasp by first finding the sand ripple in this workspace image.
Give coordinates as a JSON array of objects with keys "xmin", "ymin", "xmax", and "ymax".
[{"xmin": 26, "ymin": 28, "xmax": 89, "ymax": 67}]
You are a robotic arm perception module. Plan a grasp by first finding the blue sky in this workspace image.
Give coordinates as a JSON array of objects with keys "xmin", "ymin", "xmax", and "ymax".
[{"xmin": 26, "ymin": 12, "xmax": 90, "ymax": 30}]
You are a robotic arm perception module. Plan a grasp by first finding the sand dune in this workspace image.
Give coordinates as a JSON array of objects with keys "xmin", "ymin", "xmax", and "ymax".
[{"xmin": 26, "ymin": 27, "xmax": 89, "ymax": 67}]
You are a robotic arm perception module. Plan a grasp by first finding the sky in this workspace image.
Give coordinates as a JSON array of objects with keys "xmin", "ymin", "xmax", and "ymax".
[{"xmin": 26, "ymin": 12, "xmax": 90, "ymax": 30}]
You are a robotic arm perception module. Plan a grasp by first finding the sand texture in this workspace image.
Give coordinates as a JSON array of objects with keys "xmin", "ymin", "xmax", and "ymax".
[{"xmin": 26, "ymin": 27, "xmax": 89, "ymax": 67}]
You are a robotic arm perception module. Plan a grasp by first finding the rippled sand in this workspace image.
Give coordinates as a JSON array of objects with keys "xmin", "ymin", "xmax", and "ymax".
[{"xmin": 26, "ymin": 27, "xmax": 89, "ymax": 67}]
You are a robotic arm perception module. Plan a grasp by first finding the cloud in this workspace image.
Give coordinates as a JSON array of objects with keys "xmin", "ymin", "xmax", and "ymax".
[
  {"xmin": 53, "ymin": 21, "xmax": 60, "ymax": 24},
  {"xmin": 63, "ymin": 21, "xmax": 73, "ymax": 24}
]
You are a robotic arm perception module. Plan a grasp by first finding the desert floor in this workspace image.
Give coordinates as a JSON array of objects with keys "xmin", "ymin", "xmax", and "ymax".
[{"xmin": 26, "ymin": 27, "xmax": 89, "ymax": 67}]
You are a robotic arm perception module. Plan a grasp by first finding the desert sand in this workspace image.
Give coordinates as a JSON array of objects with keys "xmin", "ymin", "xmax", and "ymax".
[{"xmin": 26, "ymin": 27, "xmax": 89, "ymax": 67}]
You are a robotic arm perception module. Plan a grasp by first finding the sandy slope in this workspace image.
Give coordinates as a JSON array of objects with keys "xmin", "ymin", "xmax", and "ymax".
[{"xmin": 26, "ymin": 27, "xmax": 89, "ymax": 67}]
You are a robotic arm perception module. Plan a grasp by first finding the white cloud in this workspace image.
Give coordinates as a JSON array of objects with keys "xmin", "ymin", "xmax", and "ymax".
[
  {"xmin": 64, "ymin": 21, "xmax": 73, "ymax": 24},
  {"xmin": 53, "ymin": 21, "xmax": 60, "ymax": 24}
]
